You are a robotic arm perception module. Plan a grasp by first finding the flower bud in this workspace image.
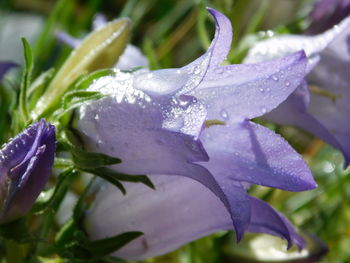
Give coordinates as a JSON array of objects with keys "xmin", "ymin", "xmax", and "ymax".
[{"xmin": 0, "ymin": 119, "xmax": 55, "ymax": 223}]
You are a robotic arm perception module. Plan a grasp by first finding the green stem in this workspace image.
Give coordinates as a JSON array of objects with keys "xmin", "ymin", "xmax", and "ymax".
[{"xmin": 5, "ymin": 239, "xmax": 25, "ymax": 263}]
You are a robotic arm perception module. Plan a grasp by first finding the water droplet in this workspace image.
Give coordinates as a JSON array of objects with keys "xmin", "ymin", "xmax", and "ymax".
[
  {"xmin": 220, "ymin": 109, "xmax": 229, "ymax": 120},
  {"xmin": 285, "ymin": 81, "xmax": 290, "ymax": 87},
  {"xmin": 272, "ymin": 75, "xmax": 278, "ymax": 81},
  {"xmin": 261, "ymin": 107, "xmax": 267, "ymax": 114},
  {"xmin": 194, "ymin": 67, "xmax": 201, "ymax": 74},
  {"xmin": 259, "ymin": 88, "xmax": 264, "ymax": 93}
]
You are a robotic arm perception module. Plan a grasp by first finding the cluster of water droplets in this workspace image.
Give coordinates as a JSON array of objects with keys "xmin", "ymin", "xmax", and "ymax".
[
  {"xmin": 162, "ymin": 95, "xmax": 207, "ymax": 138},
  {"xmin": 88, "ymin": 70, "xmax": 152, "ymax": 107}
]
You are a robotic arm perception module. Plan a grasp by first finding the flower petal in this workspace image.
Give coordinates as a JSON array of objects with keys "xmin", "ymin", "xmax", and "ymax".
[
  {"xmin": 199, "ymin": 120, "xmax": 316, "ymax": 191},
  {"xmin": 248, "ymin": 197, "xmax": 305, "ymax": 250},
  {"xmin": 0, "ymin": 61, "xmax": 17, "ymax": 81},
  {"xmin": 0, "ymin": 120, "xmax": 55, "ymax": 223},
  {"xmin": 132, "ymin": 8, "xmax": 232, "ymax": 96},
  {"xmin": 191, "ymin": 51, "xmax": 307, "ymax": 122},
  {"xmin": 85, "ymin": 175, "xmax": 233, "ymax": 260},
  {"xmin": 244, "ymin": 17, "xmax": 350, "ymax": 71},
  {"xmin": 115, "ymin": 44, "xmax": 149, "ymax": 70},
  {"xmin": 79, "ymin": 73, "xmax": 253, "ymax": 241},
  {"xmin": 85, "ymin": 174, "xmax": 303, "ymax": 260},
  {"xmin": 265, "ymin": 82, "xmax": 349, "ymax": 164},
  {"xmin": 307, "ymin": 0, "xmax": 350, "ymax": 34}
]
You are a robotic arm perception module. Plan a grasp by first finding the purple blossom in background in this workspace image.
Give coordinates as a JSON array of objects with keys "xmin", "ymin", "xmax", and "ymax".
[
  {"xmin": 307, "ymin": 0, "xmax": 350, "ymax": 34},
  {"xmin": 245, "ymin": 15, "xmax": 350, "ymax": 166},
  {"xmin": 78, "ymin": 8, "xmax": 315, "ymax": 259},
  {"xmin": 0, "ymin": 61, "xmax": 17, "ymax": 82},
  {"xmin": 0, "ymin": 120, "xmax": 55, "ymax": 223}
]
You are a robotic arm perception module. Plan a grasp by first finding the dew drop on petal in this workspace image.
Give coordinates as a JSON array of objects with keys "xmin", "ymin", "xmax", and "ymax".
[{"xmin": 220, "ymin": 109, "xmax": 229, "ymax": 120}]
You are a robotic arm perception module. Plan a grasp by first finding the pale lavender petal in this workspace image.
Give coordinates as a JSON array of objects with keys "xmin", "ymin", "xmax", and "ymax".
[
  {"xmin": 78, "ymin": 74, "xmax": 252, "ymax": 240},
  {"xmin": 244, "ymin": 17, "xmax": 350, "ymax": 165},
  {"xmin": 115, "ymin": 45, "xmax": 149, "ymax": 70},
  {"xmin": 56, "ymin": 31, "xmax": 80, "ymax": 48},
  {"xmin": 199, "ymin": 120, "xmax": 316, "ymax": 191},
  {"xmin": 248, "ymin": 197, "xmax": 305, "ymax": 250},
  {"xmin": 0, "ymin": 62, "xmax": 17, "ymax": 81},
  {"xmin": 85, "ymin": 175, "xmax": 233, "ymax": 260},
  {"xmin": 265, "ymin": 82, "xmax": 349, "ymax": 164},
  {"xmin": 132, "ymin": 7, "xmax": 232, "ymax": 96},
  {"xmin": 244, "ymin": 17, "xmax": 350, "ymax": 72},
  {"xmin": 307, "ymin": 50, "xmax": 350, "ymax": 164},
  {"xmin": 92, "ymin": 14, "xmax": 107, "ymax": 30},
  {"xmin": 192, "ymin": 51, "xmax": 307, "ymax": 122},
  {"xmin": 85, "ymin": 175, "xmax": 302, "ymax": 260}
]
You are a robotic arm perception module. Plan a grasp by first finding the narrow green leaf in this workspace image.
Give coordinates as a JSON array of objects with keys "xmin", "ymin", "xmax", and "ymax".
[
  {"xmin": 83, "ymin": 167, "xmax": 154, "ymax": 190},
  {"xmin": 86, "ymin": 231, "xmax": 144, "ymax": 257},
  {"xmin": 73, "ymin": 177, "xmax": 96, "ymax": 222},
  {"xmin": 87, "ymin": 171, "xmax": 126, "ymax": 194},
  {"xmin": 28, "ymin": 68, "xmax": 55, "ymax": 110},
  {"xmin": 63, "ymin": 90, "xmax": 103, "ymax": 109},
  {"xmin": 72, "ymin": 148, "xmax": 121, "ymax": 169},
  {"xmin": 19, "ymin": 38, "xmax": 34, "ymax": 121}
]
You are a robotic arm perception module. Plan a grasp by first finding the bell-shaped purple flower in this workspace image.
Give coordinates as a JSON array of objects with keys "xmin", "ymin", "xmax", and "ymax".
[
  {"xmin": 79, "ymin": 8, "xmax": 315, "ymax": 259},
  {"xmin": 245, "ymin": 15, "xmax": 350, "ymax": 166},
  {"xmin": 0, "ymin": 61, "xmax": 17, "ymax": 82},
  {"xmin": 307, "ymin": 0, "xmax": 350, "ymax": 34},
  {"xmin": 0, "ymin": 119, "xmax": 56, "ymax": 223}
]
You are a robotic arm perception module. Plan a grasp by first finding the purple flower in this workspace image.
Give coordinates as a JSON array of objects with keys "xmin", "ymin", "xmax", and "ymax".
[
  {"xmin": 0, "ymin": 61, "xmax": 17, "ymax": 82},
  {"xmin": 78, "ymin": 8, "xmax": 315, "ymax": 259},
  {"xmin": 0, "ymin": 120, "xmax": 55, "ymax": 223},
  {"xmin": 307, "ymin": 0, "xmax": 350, "ymax": 34},
  {"xmin": 245, "ymin": 16, "xmax": 350, "ymax": 166}
]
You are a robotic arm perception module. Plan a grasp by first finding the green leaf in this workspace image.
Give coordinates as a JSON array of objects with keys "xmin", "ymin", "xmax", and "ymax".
[
  {"xmin": 0, "ymin": 218, "xmax": 37, "ymax": 243},
  {"xmin": 83, "ymin": 167, "xmax": 155, "ymax": 191},
  {"xmin": 86, "ymin": 231, "xmax": 144, "ymax": 257},
  {"xmin": 69, "ymin": 68, "xmax": 115, "ymax": 92},
  {"xmin": 28, "ymin": 68, "xmax": 55, "ymax": 110},
  {"xmin": 62, "ymin": 90, "xmax": 104, "ymax": 109},
  {"xmin": 73, "ymin": 177, "xmax": 95, "ymax": 223},
  {"xmin": 56, "ymin": 91, "xmax": 105, "ymax": 120},
  {"xmin": 72, "ymin": 147, "xmax": 121, "ymax": 169},
  {"xmin": 54, "ymin": 219, "xmax": 76, "ymax": 250},
  {"xmin": 32, "ymin": 18, "xmax": 131, "ymax": 119},
  {"xmin": 32, "ymin": 168, "xmax": 77, "ymax": 214},
  {"xmin": 85, "ymin": 170, "xmax": 126, "ymax": 194},
  {"xmin": 19, "ymin": 37, "xmax": 34, "ymax": 121}
]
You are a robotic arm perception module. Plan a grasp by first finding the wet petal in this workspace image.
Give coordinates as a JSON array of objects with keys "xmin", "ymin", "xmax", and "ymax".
[
  {"xmin": 265, "ymin": 82, "xmax": 348, "ymax": 164},
  {"xmin": 133, "ymin": 8, "xmax": 232, "ymax": 96},
  {"xmin": 200, "ymin": 120, "xmax": 316, "ymax": 191},
  {"xmin": 248, "ymin": 197, "xmax": 305, "ymax": 250},
  {"xmin": 191, "ymin": 51, "xmax": 307, "ymax": 122},
  {"xmin": 244, "ymin": 17, "xmax": 350, "ymax": 71}
]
